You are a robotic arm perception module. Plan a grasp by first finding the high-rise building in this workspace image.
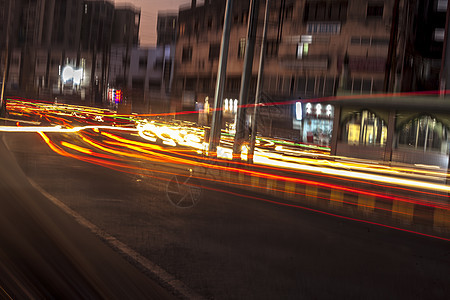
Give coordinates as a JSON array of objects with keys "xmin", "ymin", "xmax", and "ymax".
[
  {"xmin": 80, "ymin": 0, "xmax": 115, "ymax": 52},
  {"xmin": 112, "ymin": 5, "xmax": 141, "ymax": 47},
  {"xmin": 157, "ymin": 13, "xmax": 178, "ymax": 46},
  {"xmin": 173, "ymin": 0, "xmax": 414, "ymax": 139},
  {"xmin": 174, "ymin": 0, "xmax": 401, "ymax": 102}
]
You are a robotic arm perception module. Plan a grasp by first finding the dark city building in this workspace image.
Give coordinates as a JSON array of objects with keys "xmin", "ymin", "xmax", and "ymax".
[
  {"xmin": 399, "ymin": 0, "xmax": 448, "ymax": 91},
  {"xmin": 157, "ymin": 13, "xmax": 178, "ymax": 46},
  {"xmin": 173, "ymin": 0, "xmax": 404, "ymax": 138},
  {"xmin": 174, "ymin": 0, "xmax": 401, "ymax": 102},
  {"xmin": 112, "ymin": 5, "xmax": 141, "ymax": 47},
  {"xmin": 80, "ymin": 0, "xmax": 115, "ymax": 52}
]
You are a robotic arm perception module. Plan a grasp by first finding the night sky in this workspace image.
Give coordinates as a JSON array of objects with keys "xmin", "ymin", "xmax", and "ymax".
[{"xmin": 114, "ymin": 0, "xmax": 191, "ymax": 46}]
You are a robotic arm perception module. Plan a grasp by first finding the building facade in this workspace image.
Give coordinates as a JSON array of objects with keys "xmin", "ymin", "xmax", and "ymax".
[
  {"xmin": 174, "ymin": 0, "xmax": 400, "ymax": 102},
  {"xmin": 157, "ymin": 13, "xmax": 178, "ymax": 46},
  {"xmin": 112, "ymin": 5, "xmax": 141, "ymax": 47},
  {"xmin": 173, "ymin": 0, "xmax": 427, "ymax": 140},
  {"xmin": 0, "ymin": 0, "xmax": 144, "ymax": 106}
]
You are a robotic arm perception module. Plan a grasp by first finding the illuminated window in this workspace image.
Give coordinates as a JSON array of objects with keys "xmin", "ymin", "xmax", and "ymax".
[
  {"xmin": 397, "ymin": 115, "xmax": 449, "ymax": 153},
  {"xmin": 434, "ymin": 28, "xmax": 445, "ymax": 42},
  {"xmin": 179, "ymin": 23, "xmax": 186, "ymax": 36},
  {"xmin": 437, "ymin": 0, "xmax": 447, "ymax": 12},
  {"xmin": 307, "ymin": 22, "xmax": 341, "ymax": 34},
  {"xmin": 297, "ymin": 43, "xmax": 309, "ymax": 59},
  {"xmin": 342, "ymin": 110, "xmax": 387, "ymax": 146}
]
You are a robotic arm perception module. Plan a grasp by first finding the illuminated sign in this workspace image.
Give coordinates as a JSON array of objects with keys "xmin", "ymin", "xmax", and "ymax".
[
  {"xmin": 295, "ymin": 102, "xmax": 302, "ymax": 120},
  {"xmin": 108, "ymin": 88, "xmax": 123, "ymax": 103},
  {"xmin": 62, "ymin": 66, "xmax": 84, "ymax": 84},
  {"xmin": 304, "ymin": 102, "xmax": 333, "ymax": 119}
]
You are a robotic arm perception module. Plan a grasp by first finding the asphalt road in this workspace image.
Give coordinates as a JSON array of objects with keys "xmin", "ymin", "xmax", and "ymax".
[
  {"xmin": 2, "ymin": 131, "xmax": 450, "ymax": 299},
  {"xmin": 0, "ymin": 133, "xmax": 176, "ymax": 299}
]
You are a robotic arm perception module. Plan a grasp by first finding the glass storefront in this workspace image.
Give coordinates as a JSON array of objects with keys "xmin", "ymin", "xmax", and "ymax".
[
  {"xmin": 297, "ymin": 102, "xmax": 334, "ymax": 146},
  {"xmin": 341, "ymin": 110, "xmax": 387, "ymax": 146},
  {"xmin": 397, "ymin": 115, "xmax": 449, "ymax": 154}
]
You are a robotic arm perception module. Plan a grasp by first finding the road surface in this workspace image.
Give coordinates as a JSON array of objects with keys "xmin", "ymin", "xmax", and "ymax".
[{"xmin": 2, "ymin": 131, "xmax": 449, "ymax": 299}]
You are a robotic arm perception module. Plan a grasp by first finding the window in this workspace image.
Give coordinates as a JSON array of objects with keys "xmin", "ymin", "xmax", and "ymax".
[
  {"xmin": 371, "ymin": 38, "xmax": 389, "ymax": 46},
  {"xmin": 182, "ymin": 46, "xmax": 192, "ymax": 63},
  {"xmin": 209, "ymin": 44, "xmax": 220, "ymax": 61},
  {"xmin": 153, "ymin": 59, "xmax": 163, "ymax": 70},
  {"xmin": 207, "ymin": 18, "xmax": 213, "ymax": 29},
  {"xmin": 238, "ymin": 38, "xmax": 246, "ymax": 59},
  {"xmin": 307, "ymin": 23, "xmax": 341, "ymax": 34},
  {"xmin": 241, "ymin": 10, "xmax": 248, "ymax": 24},
  {"xmin": 434, "ymin": 28, "xmax": 445, "ymax": 42},
  {"xmin": 437, "ymin": 0, "xmax": 448, "ymax": 12},
  {"xmin": 132, "ymin": 78, "xmax": 144, "ymax": 89},
  {"xmin": 285, "ymin": 4, "xmax": 294, "ymax": 20},
  {"xmin": 139, "ymin": 57, "xmax": 147, "ymax": 69},
  {"xmin": 367, "ymin": 3, "xmax": 384, "ymax": 18},
  {"xmin": 179, "ymin": 23, "xmax": 185, "ymax": 36},
  {"xmin": 296, "ymin": 43, "xmax": 309, "ymax": 59},
  {"xmin": 351, "ymin": 36, "xmax": 388, "ymax": 46},
  {"xmin": 342, "ymin": 110, "xmax": 387, "ymax": 146},
  {"xmin": 266, "ymin": 40, "xmax": 279, "ymax": 58},
  {"xmin": 398, "ymin": 115, "xmax": 449, "ymax": 153},
  {"xmin": 304, "ymin": 1, "xmax": 347, "ymax": 22},
  {"xmin": 350, "ymin": 37, "xmax": 361, "ymax": 45}
]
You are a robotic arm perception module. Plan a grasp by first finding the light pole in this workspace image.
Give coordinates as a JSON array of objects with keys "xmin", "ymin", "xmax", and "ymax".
[
  {"xmin": 232, "ymin": 0, "xmax": 260, "ymax": 159},
  {"xmin": 248, "ymin": 0, "xmax": 270, "ymax": 164},
  {"xmin": 208, "ymin": 0, "xmax": 233, "ymax": 155}
]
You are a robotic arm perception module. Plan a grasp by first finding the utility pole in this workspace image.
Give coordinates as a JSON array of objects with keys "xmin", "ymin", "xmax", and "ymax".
[
  {"xmin": 248, "ymin": 0, "xmax": 270, "ymax": 164},
  {"xmin": 208, "ymin": 0, "xmax": 233, "ymax": 155},
  {"xmin": 1, "ymin": 0, "xmax": 12, "ymax": 117},
  {"xmin": 232, "ymin": 0, "xmax": 260, "ymax": 160}
]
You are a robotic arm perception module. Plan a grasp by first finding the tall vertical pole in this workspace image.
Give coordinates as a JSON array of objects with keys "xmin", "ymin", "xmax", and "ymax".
[
  {"xmin": 208, "ymin": 0, "xmax": 233, "ymax": 154},
  {"xmin": 248, "ymin": 0, "xmax": 270, "ymax": 164},
  {"xmin": 232, "ymin": 0, "xmax": 260, "ymax": 159},
  {"xmin": 440, "ymin": 0, "xmax": 450, "ymax": 94},
  {"xmin": 1, "ymin": 0, "xmax": 12, "ymax": 117}
]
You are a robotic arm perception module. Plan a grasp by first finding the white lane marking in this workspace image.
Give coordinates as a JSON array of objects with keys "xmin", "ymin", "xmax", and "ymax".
[{"xmin": 29, "ymin": 179, "xmax": 203, "ymax": 300}]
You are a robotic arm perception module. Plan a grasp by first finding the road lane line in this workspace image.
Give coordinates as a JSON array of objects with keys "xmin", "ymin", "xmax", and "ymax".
[{"xmin": 28, "ymin": 179, "xmax": 204, "ymax": 300}]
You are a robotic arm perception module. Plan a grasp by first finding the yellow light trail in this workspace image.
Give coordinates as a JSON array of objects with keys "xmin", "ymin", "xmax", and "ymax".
[{"xmin": 2, "ymin": 119, "xmax": 450, "ymax": 197}]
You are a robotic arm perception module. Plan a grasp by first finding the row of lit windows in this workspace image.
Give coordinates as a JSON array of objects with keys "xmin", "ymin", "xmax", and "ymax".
[{"xmin": 342, "ymin": 110, "xmax": 449, "ymax": 154}]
